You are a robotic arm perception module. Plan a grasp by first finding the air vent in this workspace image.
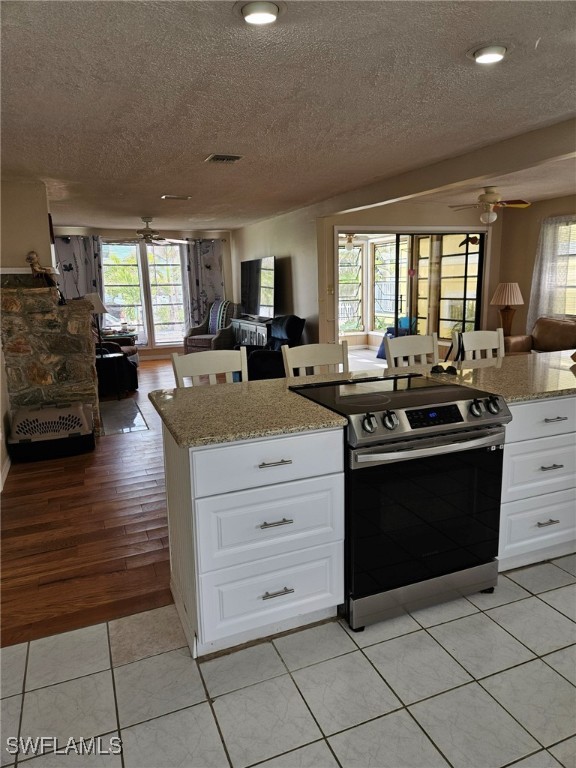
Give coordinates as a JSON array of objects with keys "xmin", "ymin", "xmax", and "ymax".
[{"xmin": 205, "ymin": 154, "xmax": 243, "ymax": 164}]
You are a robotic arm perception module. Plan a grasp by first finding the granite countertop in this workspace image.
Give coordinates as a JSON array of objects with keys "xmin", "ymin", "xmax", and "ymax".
[
  {"xmin": 423, "ymin": 349, "xmax": 576, "ymax": 403},
  {"xmin": 148, "ymin": 376, "xmax": 347, "ymax": 448},
  {"xmin": 149, "ymin": 350, "xmax": 576, "ymax": 449}
]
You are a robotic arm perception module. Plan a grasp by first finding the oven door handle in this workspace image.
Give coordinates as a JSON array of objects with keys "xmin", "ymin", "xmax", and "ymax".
[{"xmin": 353, "ymin": 432, "xmax": 503, "ymax": 466}]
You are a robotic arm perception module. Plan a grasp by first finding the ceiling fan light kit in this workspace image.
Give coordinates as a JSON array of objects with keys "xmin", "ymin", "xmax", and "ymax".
[
  {"xmin": 474, "ymin": 45, "xmax": 507, "ymax": 64},
  {"xmin": 241, "ymin": 2, "xmax": 278, "ymax": 24},
  {"xmin": 479, "ymin": 206, "xmax": 498, "ymax": 225}
]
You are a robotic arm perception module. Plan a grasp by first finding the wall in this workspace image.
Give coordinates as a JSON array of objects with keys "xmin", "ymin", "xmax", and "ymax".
[
  {"xmin": 1, "ymin": 180, "xmax": 53, "ymax": 269},
  {"xmin": 231, "ymin": 211, "xmax": 319, "ymax": 342},
  {"xmin": 499, "ymin": 194, "xmax": 576, "ymax": 334}
]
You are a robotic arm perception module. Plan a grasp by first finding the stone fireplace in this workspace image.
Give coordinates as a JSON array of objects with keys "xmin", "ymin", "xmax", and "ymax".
[{"xmin": 0, "ymin": 277, "xmax": 101, "ymax": 436}]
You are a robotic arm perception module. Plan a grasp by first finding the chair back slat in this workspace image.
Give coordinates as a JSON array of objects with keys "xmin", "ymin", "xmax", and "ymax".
[
  {"xmin": 452, "ymin": 328, "xmax": 504, "ymax": 361},
  {"xmin": 282, "ymin": 341, "xmax": 349, "ymax": 377},
  {"xmin": 383, "ymin": 333, "xmax": 439, "ymax": 369},
  {"xmin": 172, "ymin": 348, "xmax": 248, "ymax": 387}
]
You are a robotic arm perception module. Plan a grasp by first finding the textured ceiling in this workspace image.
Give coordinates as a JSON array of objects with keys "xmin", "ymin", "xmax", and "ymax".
[{"xmin": 1, "ymin": 1, "xmax": 575, "ymax": 233}]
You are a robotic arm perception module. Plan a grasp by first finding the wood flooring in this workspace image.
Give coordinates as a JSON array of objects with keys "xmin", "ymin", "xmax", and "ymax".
[{"xmin": 1, "ymin": 359, "xmax": 175, "ymax": 647}]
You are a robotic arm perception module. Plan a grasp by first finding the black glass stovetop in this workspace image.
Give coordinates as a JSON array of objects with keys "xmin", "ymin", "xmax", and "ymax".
[{"xmin": 290, "ymin": 374, "xmax": 487, "ymax": 416}]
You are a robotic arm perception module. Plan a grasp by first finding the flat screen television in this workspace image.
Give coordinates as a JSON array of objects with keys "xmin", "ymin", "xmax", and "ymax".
[{"xmin": 240, "ymin": 256, "xmax": 275, "ymax": 318}]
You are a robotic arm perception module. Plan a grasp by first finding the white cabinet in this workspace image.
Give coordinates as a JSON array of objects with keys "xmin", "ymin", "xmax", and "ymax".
[
  {"xmin": 499, "ymin": 396, "xmax": 576, "ymax": 570},
  {"xmin": 163, "ymin": 426, "xmax": 345, "ymax": 657}
]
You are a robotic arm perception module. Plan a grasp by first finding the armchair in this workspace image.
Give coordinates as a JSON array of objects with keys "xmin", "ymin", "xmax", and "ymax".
[{"xmin": 184, "ymin": 300, "xmax": 242, "ymax": 353}]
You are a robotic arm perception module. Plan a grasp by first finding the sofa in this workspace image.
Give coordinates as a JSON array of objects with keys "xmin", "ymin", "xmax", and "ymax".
[{"xmin": 504, "ymin": 316, "xmax": 576, "ymax": 354}]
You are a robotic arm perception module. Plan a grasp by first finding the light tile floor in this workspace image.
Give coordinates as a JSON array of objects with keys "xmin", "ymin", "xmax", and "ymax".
[{"xmin": 1, "ymin": 557, "xmax": 575, "ymax": 768}]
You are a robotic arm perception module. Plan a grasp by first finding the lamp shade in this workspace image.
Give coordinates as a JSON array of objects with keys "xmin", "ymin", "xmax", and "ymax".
[
  {"xmin": 84, "ymin": 292, "xmax": 108, "ymax": 314},
  {"xmin": 490, "ymin": 282, "xmax": 524, "ymax": 307}
]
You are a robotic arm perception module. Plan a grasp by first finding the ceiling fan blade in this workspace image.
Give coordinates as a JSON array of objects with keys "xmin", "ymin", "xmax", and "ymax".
[
  {"xmin": 449, "ymin": 204, "xmax": 477, "ymax": 211},
  {"xmin": 496, "ymin": 200, "xmax": 532, "ymax": 208}
]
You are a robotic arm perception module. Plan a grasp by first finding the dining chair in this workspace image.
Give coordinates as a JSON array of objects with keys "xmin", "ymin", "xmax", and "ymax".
[
  {"xmin": 172, "ymin": 348, "xmax": 248, "ymax": 387},
  {"xmin": 383, "ymin": 333, "xmax": 439, "ymax": 369},
  {"xmin": 452, "ymin": 328, "xmax": 505, "ymax": 361},
  {"xmin": 282, "ymin": 341, "xmax": 349, "ymax": 377}
]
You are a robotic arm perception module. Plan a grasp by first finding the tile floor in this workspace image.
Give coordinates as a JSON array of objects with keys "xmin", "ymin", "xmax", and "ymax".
[{"xmin": 1, "ymin": 555, "xmax": 575, "ymax": 768}]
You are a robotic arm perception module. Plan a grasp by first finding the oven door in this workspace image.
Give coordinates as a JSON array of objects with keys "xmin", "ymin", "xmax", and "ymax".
[{"xmin": 346, "ymin": 427, "xmax": 505, "ymax": 603}]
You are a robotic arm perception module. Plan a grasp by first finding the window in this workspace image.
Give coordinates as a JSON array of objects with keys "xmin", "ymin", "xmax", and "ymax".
[
  {"xmin": 338, "ymin": 231, "xmax": 484, "ymax": 340},
  {"xmin": 373, "ymin": 237, "xmax": 409, "ymax": 331},
  {"xmin": 101, "ymin": 241, "xmax": 188, "ymax": 346},
  {"xmin": 528, "ymin": 216, "xmax": 576, "ymax": 329},
  {"xmin": 338, "ymin": 243, "xmax": 364, "ymax": 332}
]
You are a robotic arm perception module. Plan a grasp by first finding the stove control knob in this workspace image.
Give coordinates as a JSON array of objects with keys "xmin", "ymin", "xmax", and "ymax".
[
  {"xmin": 469, "ymin": 399, "xmax": 483, "ymax": 417},
  {"xmin": 361, "ymin": 413, "xmax": 378, "ymax": 433},
  {"xmin": 486, "ymin": 396, "xmax": 501, "ymax": 415},
  {"xmin": 382, "ymin": 410, "xmax": 399, "ymax": 431}
]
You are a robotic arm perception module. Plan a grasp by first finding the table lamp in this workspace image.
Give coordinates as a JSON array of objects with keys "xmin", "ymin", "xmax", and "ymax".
[
  {"xmin": 490, "ymin": 282, "xmax": 524, "ymax": 336},
  {"xmin": 84, "ymin": 292, "xmax": 109, "ymax": 355}
]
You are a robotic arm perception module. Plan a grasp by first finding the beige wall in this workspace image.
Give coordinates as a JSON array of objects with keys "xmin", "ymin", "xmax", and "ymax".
[
  {"xmin": 231, "ymin": 211, "xmax": 320, "ymax": 341},
  {"xmin": 1, "ymin": 180, "xmax": 52, "ymax": 268},
  {"xmin": 499, "ymin": 194, "xmax": 576, "ymax": 334}
]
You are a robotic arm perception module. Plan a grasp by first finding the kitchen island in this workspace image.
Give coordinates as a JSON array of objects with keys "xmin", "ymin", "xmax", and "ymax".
[{"xmin": 149, "ymin": 351, "xmax": 575, "ymax": 656}]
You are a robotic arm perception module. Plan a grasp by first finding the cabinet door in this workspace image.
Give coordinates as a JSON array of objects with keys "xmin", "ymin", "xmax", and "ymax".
[
  {"xmin": 502, "ymin": 432, "xmax": 576, "ymax": 503},
  {"xmin": 198, "ymin": 542, "xmax": 343, "ymax": 643},
  {"xmin": 196, "ymin": 474, "xmax": 344, "ymax": 572}
]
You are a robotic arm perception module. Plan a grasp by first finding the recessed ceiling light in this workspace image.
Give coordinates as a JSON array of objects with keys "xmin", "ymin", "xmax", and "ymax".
[
  {"xmin": 473, "ymin": 45, "xmax": 507, "ymax": 64},
  {"xmin": 241, "ymin": 2, "xmax": 278, "ymax": 24}
]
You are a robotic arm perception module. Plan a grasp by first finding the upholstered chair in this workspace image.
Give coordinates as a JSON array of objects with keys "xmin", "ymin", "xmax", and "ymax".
[{"xmin": 184, "ymin": 300, "xmax": 242, "ymax": 353}]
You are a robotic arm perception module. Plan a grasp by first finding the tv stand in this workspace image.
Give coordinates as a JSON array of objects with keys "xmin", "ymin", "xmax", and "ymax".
[{"xmin": 232, "ymin": 317, "xmax": 270, "ymax": 347}]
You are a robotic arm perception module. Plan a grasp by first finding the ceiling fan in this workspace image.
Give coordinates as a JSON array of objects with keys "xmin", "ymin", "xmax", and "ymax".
[
  {"xmin": 115, "ymin": 217, "xmax": 189, "ymax": 245},
  {"xmin": 449, "ymin": 187, "xmax": 531, "ymax": 223}
]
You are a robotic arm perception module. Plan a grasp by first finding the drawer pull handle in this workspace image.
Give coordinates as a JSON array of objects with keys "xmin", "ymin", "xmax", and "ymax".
[
  {"xmin": 261, "ymin": 587, "xmax": 295, "ymax": 600},
  {"xmin": 540, "ymin": 463, "xmax": 564, "ymax": 472},
  {"xmin": 537, "ymin": 518, "xmax": 560, "ymax": 528},
  {"xmin": 258, "ymin": 459, "xmax": 293, "ymax": 469},
  {"xmin": 259, "ymin": 518, "xmax": 294, "ymax": 530},
  {"xmin": 544, "ymin": 416, "xmax": 569, "ymax": 423}
]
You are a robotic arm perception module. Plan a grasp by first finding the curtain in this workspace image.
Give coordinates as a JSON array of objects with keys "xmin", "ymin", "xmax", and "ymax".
[
  {"xmin": 527, "ymin": 215, "xmax": 576, "ymax": 331},
  {"xmin": 54, "ymin": 236, "xmax": 103, "ymax": 300},
  {"xmin": 186, "ymin": 239, "xmax": 225, "ymax": 327}
]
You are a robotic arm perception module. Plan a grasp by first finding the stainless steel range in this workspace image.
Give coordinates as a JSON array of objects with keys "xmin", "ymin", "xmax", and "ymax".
[{"xmin": 291, "ymin": 373, "xmax": 512, "ymax": 631}]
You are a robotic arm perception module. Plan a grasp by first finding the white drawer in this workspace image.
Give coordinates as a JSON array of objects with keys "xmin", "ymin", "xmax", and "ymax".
[
  {"xmin": 191, "ymin": 429, "xmax": 344, "ymax": 497},
  {"xmin": 502, "ymin": 432, "xmax": 576, "ymax": 503},
  {"xmin": 198, "ymin": 542, "xmax": 343, "ymax": 643},
  {"xmin": 196, "ymin": 474, "xmax": 344, "ymax": 572},
  {"xmin": 499, "ymin": 489, "xmax": 576, "ymax": 560},
  {"xmin": 506, "ymin": 397, "xmax": 576, "ymax": 444}
]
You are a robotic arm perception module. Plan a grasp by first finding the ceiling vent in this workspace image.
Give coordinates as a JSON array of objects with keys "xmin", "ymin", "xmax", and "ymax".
[{"xmin": 205, "ymin": 153, "xmax": 243, "ymax": 164}]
